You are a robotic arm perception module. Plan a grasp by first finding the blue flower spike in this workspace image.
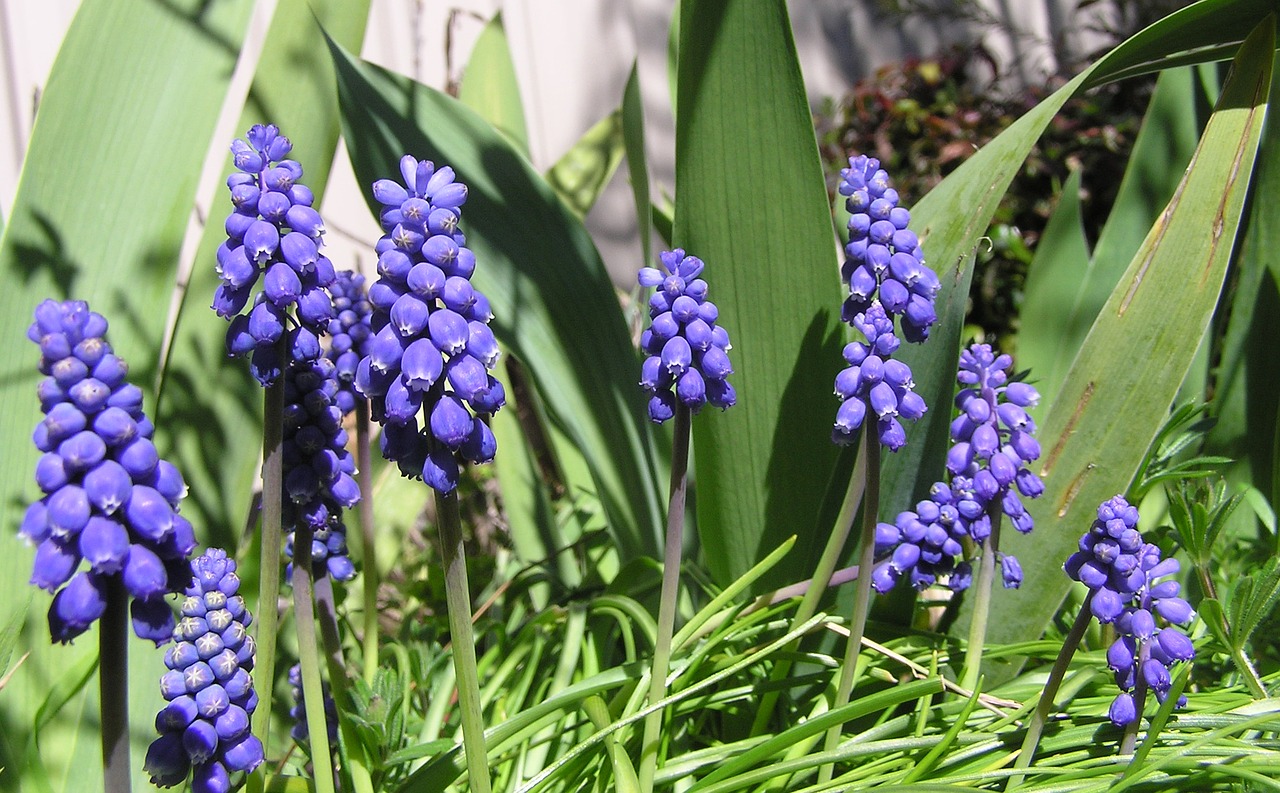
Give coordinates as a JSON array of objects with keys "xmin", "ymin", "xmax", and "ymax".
[
  {"xmin": 215, "ymin": 124, "xmax": 336, "ymax": 384},
  {"xmin": 1066, "ymin": 495, "xmax": 1195, "ymax": 726},
  {"xmin": 144, "ymin": 548, "xmax": 264, "ymax": 791},
  {"xmin": 23, "ymin": 299, "xmax": 196, "ymax": 645},
  {"xmin": 354, "ymin": 155, "xmax": 505, "ymax": 492},
  {"xmin": 637, "ymin": 249, "xmax": 736, "ymax": 422}
]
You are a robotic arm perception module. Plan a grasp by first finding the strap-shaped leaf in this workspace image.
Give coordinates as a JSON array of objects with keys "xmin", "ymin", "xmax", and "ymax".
[
  {"xmin": 972, "ymin": 17, "xmax": 1275, "ymax": 664},
  {"xmin": 673, "ymin": 0, "xmax": 844, "ymax": 588}
]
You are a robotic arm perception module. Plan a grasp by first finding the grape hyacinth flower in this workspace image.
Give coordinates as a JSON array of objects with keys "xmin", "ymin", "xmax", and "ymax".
[
  {"xmin": 1065, "ymin": 496, "xmax": 1195, "ymax": 726},
  {"xmin": 215, "ymin": 124, "xmax": 335, "ymax": 385},
  {"xmin": 637, "ymin": 249, "xmax": 736, "ymax": 422},
  {"xmin": 22, "ymin": 299, "xmax": 197, "ymax": 644},
  {"xmin": 831, "ymin": 303, "xmax": 925, "ymax": 451},
  {"xmin": 838, "ymin": 154, "xmax": 940, "ymax": 343},
  {"xmin": 354, "ymin": 155, "xmax": 505, "ymax": 493},
  {"xmin": 289, "ymin": 662, "xmax": 338, "ymax": 745},
  {"xmin": 281, "ymin": 356, "xmax": 359, "ymax": 581},
  {"xmin": 144, "ymin": 548, "xmax": 264, "ymax": 791},
  {"xmin": 947, "ymin": 343, "xmax": 1044, "ymax": 540},
  {"xmin": 326, "ymin": 270, "xmax": 374, "ymax": 416}
]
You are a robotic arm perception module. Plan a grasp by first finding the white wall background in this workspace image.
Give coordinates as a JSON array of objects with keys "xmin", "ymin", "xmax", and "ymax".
[{"xmin": 0, "ymin": 0, "xmax": 1118, "ymax": 284}]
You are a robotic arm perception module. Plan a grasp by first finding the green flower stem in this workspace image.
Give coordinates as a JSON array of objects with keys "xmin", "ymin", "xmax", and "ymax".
[
  {"xmin": 639, "ymin": 402, "xmax": 692, "ymax": 793},
  {"xmin": 315, "ymin": 575, "xmax": 376, "ymax": 793},
  {"xmin": 819, "ymin": 427, "xmax": 880, "ymax": 784},
  {"xmin": 750, "ymin": 446, "xmax": 868, "ymax": 736},
  {"xmin": 250, "ymin": 368, "xmax": 286, "ymax": 787},
  {"xmin": 293, "ymin": 522, "xmax": 337, "ymax": 793},
  {"xmin": 961, "ymin": 507, "xmax": 1003, "ymax": 692},
  {"xmin": 1009, "ymin": 592, "xmax": 1094, "ymax": 790},
  {"xmin": 435, "ymin": 487, "xmax": 493, "ymax": 793},
  {"xmin": 355, "ymin": 401, "xmax": 380, "ymax": 684},
  {"xmin": 100, "ymin": 576, "xmax": 130, "ymax": 793}
]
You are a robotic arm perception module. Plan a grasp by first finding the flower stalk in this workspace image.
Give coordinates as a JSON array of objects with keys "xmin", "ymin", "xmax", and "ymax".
[
  {"xmin": 100, "ymin": 576, "xmax": 131, "ymax": 793},
  {"xmin": 293, "ymin": 521, "xmax": 337, "ymax": 793},
  {"xmin": 639, "ymin": 402, "xmax": 691, "ymax": 793},
  {"xmin": 819, "ymin": 427, "xmax": 880, "ymax": 783},
  {"xmin": 250, "ymin": 361, "xmax": 286, "ymax": 765},
  {"xmin": 1009, "ymin": 593, "xmax": 1094, "ymax": 789},
  {"xmin": 961, "ymin": 507, "xmax": 1003, "ymax": 692},
  {"xmin": 436, "ymin": 488, "xmax": 492, "ymax": 793}
]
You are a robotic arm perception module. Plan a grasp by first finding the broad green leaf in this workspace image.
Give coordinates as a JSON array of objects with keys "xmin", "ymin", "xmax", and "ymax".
[
  {"xmin": 546, "ymin": 110, "xmax": 625, "ymax": 220},
  {"xmin": 21, "ymin": 649, "xmax": 97, "ymax": 793},
  {"xmin": 674, "ymin": 0, "xmax": 844, "ymax": 589},
  {"xmin": 490, "ymin": 360, "xmax": 566, "ymax": 607},
  {"xmin": 623, "ymin": 62, "xmax": 654, "ymax": 269},
  {"xmin": 1019, "ymin": 67, "xmax": 1201, "ymax": 418},
  {"xmin": 971, "ymin": 18, "xmax": 1274, "ymax": 668},
  {"xmin": 157, "ymin": 0, "xmax": 371, "ymax": 555},
  {"xmin": 328, "ymin": 39, "xmax": 667, "ymax": 559},
  {"xmin": 0, "ymin": 1, "xmax": 256, "ymax": 789},
  {"xmin": 1014, "ymin": 168, "xmax": 1088, "ymax": 410},
  {"xmin": 458, "ymin": 11, "xmax": 529, "ymax": 156},
  {"xmin": 1203, "ymin": 51, "xmax": 1280, "ymax": 539}
]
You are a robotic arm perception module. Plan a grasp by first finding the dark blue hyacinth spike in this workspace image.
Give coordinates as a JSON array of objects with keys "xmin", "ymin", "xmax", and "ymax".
[
  {"xmin": 144, "ymin": 548, "xmax": 264, "ymax": 791},
  {"xmin": 325, "ymin": 270, "xmax": 374, "ymax": 416},
  {"xmin": 637, "ymin": 249, "xmax": 736, "ymax": 422},
  {"xmin": 838, "ymin": 154, "xmax": 939, "ymax": 344},
  {"xmin": 831, "ymin": 303, "xmax": 925, "ymax": 451},
  {"xmin": 215, "ymin": 124, "xmax": 335, "ymax": 385},
  {"xmin": 281, "ymin": 356, "xmax": 359, "ymax": 582},
  {"xmin": 354, "ymin": 155, "xmax": 505, "ymax": 493},
  {"xmin": 23, "ymin": 299, "xmax": 197, "ymax": 645},
  {"xmin": 1065, "ymin": 496, "xmax": 1195, "ymax": 726}
]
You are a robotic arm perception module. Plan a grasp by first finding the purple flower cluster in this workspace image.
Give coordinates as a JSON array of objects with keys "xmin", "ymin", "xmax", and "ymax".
[
  {"xmin": 1066, "ymin": 496, "xmax": 1195, "ymax": 726},
  {"xmin": 637, "ymin": 249, "xmax": 735, "ymax": 422},
  {"xmin": 22, "ymin": 300, "xmax": 196, "ymax": 644},
  {"xmin": 289, "ymin": 662, "xmax": 338, "ymax": 745},
  {"xmin": 145, "ymin": 548, "xmax": 264, "ymax": 791},
  {"xmin": 869, "ymin": 345, "xmax": 1041, "ymax": 593},
  {"xmin": 326, "ymin": 270, "xmax": 374, "ymax": 416},
  {"xmin": 215, "ymin": 124, "xmax": 335, "ymax": 385},
  {"xmin": 870, "ymin": 480, "xmax": 975, "ymax": 592},
  {"xmin": 281, "ymin": 357, "xmax": 359, "ymax": 581},
  {"xmin": 832, "ymin": 304, "xmax": 925, "ymax": 450},
  {"xmin": 838, "ymin": 154, "xmax": 939, "ymax": 343},
  {"xmin": 831, "ymin": 155, "xmax": 938, "ymax": 452},
  {"xmin": 354, "ymin": 155, "xmax": 505, "ymax": 492},
  {"xmin": 946, "ymin": 344, "xmax": 1043, "ymax": 536}
]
